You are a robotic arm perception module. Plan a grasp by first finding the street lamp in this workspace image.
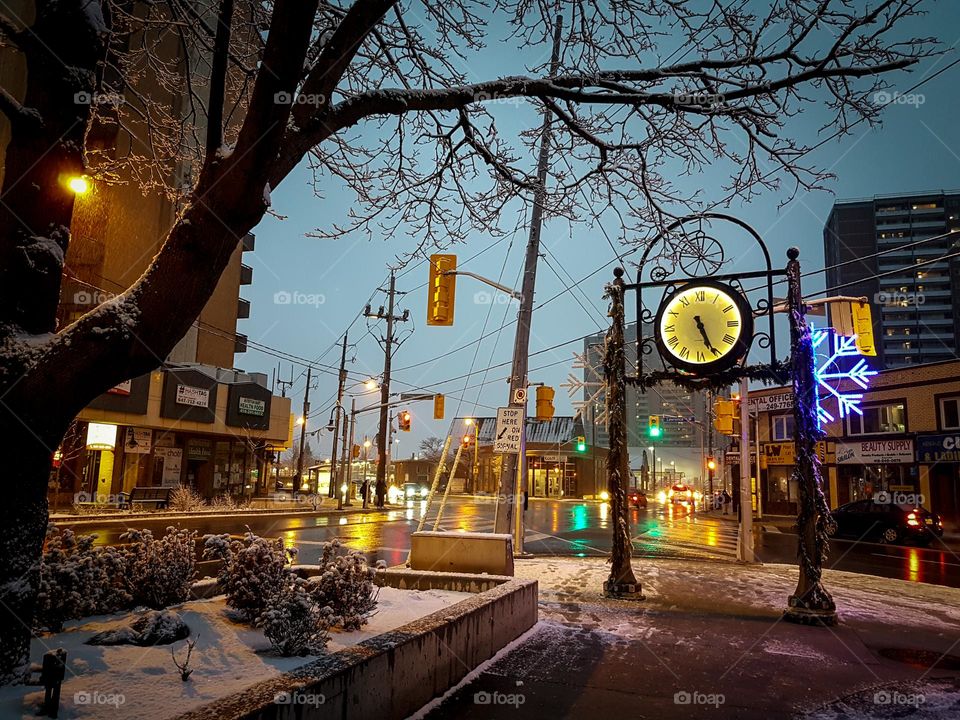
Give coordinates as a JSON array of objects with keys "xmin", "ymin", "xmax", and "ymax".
[{"xmin": 66, "ymin": 174, "xmax": 91, "ymax": 194}]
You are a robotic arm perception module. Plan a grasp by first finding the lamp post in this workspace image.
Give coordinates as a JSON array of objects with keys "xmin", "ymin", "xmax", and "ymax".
[{"xmin": 362, "ymin": 439, "xmax": 372, "ymax": 508}]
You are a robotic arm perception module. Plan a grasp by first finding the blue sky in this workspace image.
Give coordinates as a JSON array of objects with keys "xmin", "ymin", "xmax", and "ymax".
[{"xmin": 237, "ymin": 2, "xmax": 960, "ymax": 458}]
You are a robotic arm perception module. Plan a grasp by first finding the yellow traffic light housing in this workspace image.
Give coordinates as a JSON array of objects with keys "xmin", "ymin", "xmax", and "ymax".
[
  {"xmin": 535, "ymin": 386, "xmax": 555, "ymax": 421},
  {"xmin": 713, "ymin": 399, "xmax": 736, "ymax": 436},
  {"xmin": 427, "ymin": 254, "xmax": 457, "ymax": 326},
  {"xmin": 433, "ymin": 394, "xmax": 445, "ymax": 420},
  {"xmin": 852, "ymin": 301, "xmax": 876, "ymax": 356},
  {"xmin": 707, "ymin": 457, "xmax": 717, "ymax": 471},
  {"xmin": 398, "ymin": 410, "xmax": 412, "ymax": 432},
  {"xmin": 575, "ymin": 436, "xmax": 587, "ymax": 453}
]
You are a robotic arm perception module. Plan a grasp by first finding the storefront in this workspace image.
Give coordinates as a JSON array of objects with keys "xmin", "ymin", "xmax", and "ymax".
[
  {"xmin": 834, "ymin": 438, "xmax": 916, "ymax": 505},
  {"xmin": 761, "ymin": 442, "xmax": 798, "ymax": 515},
  {"xmin": 528, "ymin": 454, "xmax": 577, "ymax": 498},
  {"xmin": 917, "ymin": 433, "xmax": 960, "ymax": 532},
  {"xmin": 58, "ymin": 365, "xmax": 292, "ymax": 505}
]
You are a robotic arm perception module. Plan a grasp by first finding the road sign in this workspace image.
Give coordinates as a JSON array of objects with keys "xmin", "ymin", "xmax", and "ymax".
[
  {"xmin": 512, "ymin": 387, "xmax": 528, "ymax": 405},
  {"xmin": 494, "ymin": 407, "xmax": 523, "ymax": 454}
]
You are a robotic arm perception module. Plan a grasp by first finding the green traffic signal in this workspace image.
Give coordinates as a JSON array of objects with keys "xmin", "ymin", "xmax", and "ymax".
[
  {"xmin": 648, "ymin": 426, "xmax": 662, "ymax": 438},
  {"xmin": 575, "ymin": 435, "xmax": 587, "ymax": 453}
]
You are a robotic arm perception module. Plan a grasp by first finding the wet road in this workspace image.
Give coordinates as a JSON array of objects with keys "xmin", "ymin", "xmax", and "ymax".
[{"xmin": 60, "ymin": 497, "xmax": 960, "ymax": 588}]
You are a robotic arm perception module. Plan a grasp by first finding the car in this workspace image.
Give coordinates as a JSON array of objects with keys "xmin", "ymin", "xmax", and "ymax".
[
  {"xmin": 826, "ymin": 499, "xmax": 944, "ymax": 545},
  {"xmin": 627, "ymin": 489, "xmax": 648, "ymax": 509},
  {"xmin": 402, "ymin": 482, "xmax": 428, "ymax": 500},
  {"xmin": 668, "ymin": 483, "xmax": 695, "ymax": 506}
]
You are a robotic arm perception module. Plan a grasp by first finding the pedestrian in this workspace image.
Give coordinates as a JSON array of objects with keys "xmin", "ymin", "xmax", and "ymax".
[
  {"xmin": 721, "ymin": 489, "xmax": 732, "ymax": 515},
  {"xmin": 360, "ymin": 479, "xmax": 369, "ymax": 506}
]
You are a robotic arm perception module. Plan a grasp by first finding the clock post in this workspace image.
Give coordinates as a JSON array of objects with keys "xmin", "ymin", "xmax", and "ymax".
[{"xmin": 603, "ymin": 213, "xmax": 842, "ymax": 627}]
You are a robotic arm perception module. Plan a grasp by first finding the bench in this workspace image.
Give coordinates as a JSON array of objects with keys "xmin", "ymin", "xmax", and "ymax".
[{"xmin": 127, "ymin": 486, "xmax": 173, "ymax": 510}]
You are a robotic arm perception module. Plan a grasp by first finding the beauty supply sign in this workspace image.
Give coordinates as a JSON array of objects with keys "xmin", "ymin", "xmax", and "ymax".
[{"xmin": 836, "ymin": 439, "xmax": 913, "ymax": 465}]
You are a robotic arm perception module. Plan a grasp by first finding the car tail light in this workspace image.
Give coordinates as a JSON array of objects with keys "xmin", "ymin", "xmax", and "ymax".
[{"xmin": 906, "ymin": 511, "xmax": 920, "ymax": 527}]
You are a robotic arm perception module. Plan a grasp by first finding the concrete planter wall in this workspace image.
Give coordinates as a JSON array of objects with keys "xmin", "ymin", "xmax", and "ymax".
[{"xmin": 176, "ymin": 569, "xmax": 538, "ymax": 720}]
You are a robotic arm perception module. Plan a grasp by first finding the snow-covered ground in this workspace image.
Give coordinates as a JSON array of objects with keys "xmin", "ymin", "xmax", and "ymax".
[{"xmin": 1, "ymin": 587, "xmax": 471, "ymax": 719}]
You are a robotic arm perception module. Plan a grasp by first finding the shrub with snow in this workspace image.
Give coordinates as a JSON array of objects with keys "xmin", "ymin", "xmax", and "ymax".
[
  {"xmin": 256, "ymin": 577, "xmax": 330, "ymax": 656},
  {"xmin": 35, "ymin": 527, "xmax": 131, "ymax": 631},
  {"xmin": 203, "ymin": 531, "xmax": 295, "ymax": 621},
  {"xmin": 209, "ymin": 494, "xmax": 236, "ymax": 511},
  {"xmin": 120, "ymin": 527, "xmax": 197, "ymax": 609},
  {"xmin": 169, "ymin": 486, "xmax": 207, "ymax": 512},
  {"xmin": 309, "ymin": 539, "xmax": 380, "ymax": 630}
]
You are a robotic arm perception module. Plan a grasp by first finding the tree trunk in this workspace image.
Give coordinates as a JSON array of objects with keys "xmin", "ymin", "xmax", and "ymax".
[{"xmin": 0, "ymin": 425, "xmax": 56, "ymax": 680}]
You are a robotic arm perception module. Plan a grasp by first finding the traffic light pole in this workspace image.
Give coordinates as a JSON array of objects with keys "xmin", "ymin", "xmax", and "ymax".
[
  {"xmin": 737, "ymin": 378, "xmax": 755, "ymax": 563},
  {"xmin": 294, "ymin": 366, "xmax": 312, "ymax": 494},
  {"xmin": 494, "ymin": 12, "xmax": 563, "ymax": 545},
  {"xmin": 329, "ymin": 332, "xmax": 348, "ymax": 498}
]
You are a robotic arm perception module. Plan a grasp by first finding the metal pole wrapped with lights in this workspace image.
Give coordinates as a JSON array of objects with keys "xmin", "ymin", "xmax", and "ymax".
[
  {"xmin": 602, "ymin": 267, "xmax": 642, "ymax": 599},
  {"xmin": 783, "ymin": 247, "xmax": 837, "ymax": 626}
]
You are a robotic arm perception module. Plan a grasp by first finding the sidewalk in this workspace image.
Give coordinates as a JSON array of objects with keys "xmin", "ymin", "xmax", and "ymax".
[{"xmin": 417, "ymin": 557, "xmax": 960, "ymax": 719}]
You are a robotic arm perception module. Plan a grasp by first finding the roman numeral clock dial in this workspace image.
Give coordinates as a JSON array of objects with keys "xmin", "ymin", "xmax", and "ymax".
[{"xmin": 653, "ymin": 281, "xmax": 754, "ymax": 375}]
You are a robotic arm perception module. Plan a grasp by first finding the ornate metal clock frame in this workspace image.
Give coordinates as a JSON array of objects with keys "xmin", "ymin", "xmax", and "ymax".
[{"xmin": 602, "ymin": 212, "xmax": 837, "ymax": 628}]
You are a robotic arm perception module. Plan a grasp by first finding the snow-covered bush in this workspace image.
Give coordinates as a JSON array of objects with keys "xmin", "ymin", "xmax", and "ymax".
[
  {"xmin": 35, "ymin": 527, "xmax": 131, "ymax": 631},
  {"xmin": 209, "ymin": 494, "xmax": 236, "ymax": 511},
  {"xmin": 309, "ymin": 539, "xmax": 380, "ymax": 630},
  {"xmin": 169, "ymin": 486, "xmax": 207, "ymax": 512},
  {"xmin": 121, "ymin": 527, "xmax": 197, "ymax": 609},
  {"xmin": 203, "ymin": 531, "xmax": 295, "ymax": 621},
  {"xmin": 256, "ymin": 577, "xmax": 330, "ymax": 656}
]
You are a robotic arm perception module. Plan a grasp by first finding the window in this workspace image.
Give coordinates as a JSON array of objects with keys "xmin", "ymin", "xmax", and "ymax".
[
  {"xmin": 847, "ymin": 402, "xmax": 906, "ymax": 435},
  {"xmin": 941, "ymin": 397, "xmax": 960, "ymax": 430},
  {"xmin": 771, "ymin": 415, "xmax": 794, "ymax": 441}
]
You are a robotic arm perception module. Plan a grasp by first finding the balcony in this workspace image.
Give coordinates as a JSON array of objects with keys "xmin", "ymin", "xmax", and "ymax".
[
  {"xmin": 234, "ymin": 333, "xmax": 248, "ymax": 354},
  {"xmin": 242, "ymin": 233, "xmax": 256, "ymax": 252},
  {"xmin": 238, "ymin": 297, "xmax": 251, "ymax": 319},
  {"xmin": 240, "ymin": 263, "xmax": 253, "ymax": 285}
]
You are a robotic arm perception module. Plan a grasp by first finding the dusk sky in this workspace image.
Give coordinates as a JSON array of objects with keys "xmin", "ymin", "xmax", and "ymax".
[{"xmin": 237, "ymin": 2, "xmax": 960, "ymax": 458}]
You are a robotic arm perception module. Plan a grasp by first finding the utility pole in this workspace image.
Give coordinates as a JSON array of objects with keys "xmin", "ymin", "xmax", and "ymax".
[
  {"xmin": 737, "ymin": 378, "xmax": 755, "ymax": 563},
  {"xmin": 365, "ymin": 270, "xmax": 410, "ymax": 508},
  {"xmin": 294, "ymin": 366, "xmax": 312, "ymax": 494},
  {"xmin": 495, "ymin": 11, "xmax": 563, "ymax": 539},
  {"xmin": 328, "ymin": 332, "xmax": 348, "ymax": 497}
]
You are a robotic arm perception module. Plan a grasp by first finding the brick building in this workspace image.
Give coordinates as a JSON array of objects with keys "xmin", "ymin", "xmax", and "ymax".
[{"xmin": 744, "ymin": 359, "xmax": 960, "ymax": 530}]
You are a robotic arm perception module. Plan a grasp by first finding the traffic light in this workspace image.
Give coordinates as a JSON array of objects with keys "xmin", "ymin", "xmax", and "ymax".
[
  {"xmin": 707, "ymin": 456, "xmax": 717, "ymax": 471},
  {"xmin": 575, "ymin": 436, "xmax": 587, "ymax": 453},
  {"xmin": 852, "ymin": 301, "xmax": 876, "ymax": 356},
  {"xmin": 647, "ymin": 415, "xmax": 662, "ymax": 438},
  {"xmin": 713, "ymin": 399, "xmax": 736, "ymax": 436},
  {"xmin": 535, "ymin": 385, "xmax": 555, "ymax": 421},
  {"xmin": 398, "ymin": 410, "xmax": 412, "ymax": 432},
  {"xmin": 427, "ymin": 254, "xmax": 457, "ymax": 326},
  {"xmin": 433, "ymin": 394, "xmax": 445, "ymax": 420},
  {"xmin": 462, "ymin": 434, "xmax": 473, "ymax": 447},
  {"xmin": 352, "ymin": 444, "xmax": 361, "ymax": 459}
]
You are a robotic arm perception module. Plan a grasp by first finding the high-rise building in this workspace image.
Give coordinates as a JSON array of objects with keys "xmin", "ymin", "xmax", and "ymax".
[
  {"xmin": 582, "ymin": 324, "xmax": 706, "ymax": 452},
  {"xmin": 823, "ymin": 191, "xmax": 960, "ymax": 368}
]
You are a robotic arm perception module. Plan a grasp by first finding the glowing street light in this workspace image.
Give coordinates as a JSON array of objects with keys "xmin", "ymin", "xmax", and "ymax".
[
  {"xmin": 364, "ymin": 378, "xmax": 378, "ymax": 391},
  {"xmin": 67, "ymin": 175, "xmax": 91, "ymax": 194},
  {"xmin": 295, "ymin": 415, "xmax": 306, "ymax": 426}
]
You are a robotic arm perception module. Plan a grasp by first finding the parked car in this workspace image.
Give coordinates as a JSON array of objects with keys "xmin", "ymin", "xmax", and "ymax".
[
  {"xmin": 826, "ymin": 499, "xmax": 944, "ymax": 545},
  {"xmin": 627, "ymin": 489, "xmax": 648, "ymax": 509}
]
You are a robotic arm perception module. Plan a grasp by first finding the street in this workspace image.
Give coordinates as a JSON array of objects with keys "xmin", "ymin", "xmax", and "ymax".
[{"xmin": 62, "ymin": 496, "xmax": 960, "ymax": 589}]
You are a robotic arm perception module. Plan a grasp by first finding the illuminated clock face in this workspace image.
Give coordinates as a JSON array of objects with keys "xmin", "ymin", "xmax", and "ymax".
[{"xmin": 654, "ymin": 281, "xmax": 753, "ymax": 374}]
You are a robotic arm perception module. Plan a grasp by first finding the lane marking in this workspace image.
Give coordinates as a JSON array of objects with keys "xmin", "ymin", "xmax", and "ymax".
[{"xmin": 870, "ymin": 552, "xmax": 960, "ymax": 568}]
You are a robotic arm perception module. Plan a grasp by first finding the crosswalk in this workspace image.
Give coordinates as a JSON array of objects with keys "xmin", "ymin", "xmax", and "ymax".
[{"xmin": 633, "ymin": 516, "xmax": 742, "ymax": 560}]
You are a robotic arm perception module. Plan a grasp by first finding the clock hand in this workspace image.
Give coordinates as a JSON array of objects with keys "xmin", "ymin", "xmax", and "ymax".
[{"xmin": 694, "ymin": 315, "xmax": 721, "ymax": 356}]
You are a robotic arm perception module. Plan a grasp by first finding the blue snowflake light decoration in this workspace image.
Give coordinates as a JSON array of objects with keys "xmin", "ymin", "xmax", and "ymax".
[{"xmin": 811, "ymin": 325, "xmax": 878, "ymax": 426}]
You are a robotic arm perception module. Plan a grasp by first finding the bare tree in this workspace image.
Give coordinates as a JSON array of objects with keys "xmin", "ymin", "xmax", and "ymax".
[
  {"xmin": 0, "ymin": 0, "xmax": 939, "ymax": 678},
  {"xmin": 418, "ymin": 436, "xmax": 446, "ymax": 462}
]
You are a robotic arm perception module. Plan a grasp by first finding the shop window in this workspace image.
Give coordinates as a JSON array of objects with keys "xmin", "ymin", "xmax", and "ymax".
[
  {"xmin": 846, "ymin": 403, "xmax": 906, "ymax": 435},
  {"xmin": 771, "ymin": 415, "xmax": 794, "ymax": 441},
  {"xmin": 941, "ymin": 397, "xmax": 960, "ymax": 430}
]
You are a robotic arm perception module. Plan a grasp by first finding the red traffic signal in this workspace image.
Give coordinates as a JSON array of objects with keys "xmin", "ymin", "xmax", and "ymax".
[{"xmin": 398, "ymin": 410, "xmax": 412, "ymax": 432}]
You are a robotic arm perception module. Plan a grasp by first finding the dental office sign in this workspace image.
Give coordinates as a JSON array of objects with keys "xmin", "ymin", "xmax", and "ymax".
[
  {"xmin": 176, "ymin": 384, "xmax": 210, "ymax": 408},
  {"xmin": 836, "ymin": 439, "xmax": 913, "ymax": 465}
]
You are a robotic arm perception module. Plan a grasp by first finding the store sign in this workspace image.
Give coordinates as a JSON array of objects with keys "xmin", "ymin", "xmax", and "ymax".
[
  {"xmin": 542, "ymin": 455, "xmax": 568, "ymax": 463},
  {"xmin": 154, "ymin": 447, "xmax": 183, "ymax": 486},
  {"xmin": 107, "ymin": 380, "xmax": 132, "ymax": 396},
  {"xmin": 186, "ymin": 439, "xmax": 213, "ymax": 461},
  {"xmin": 748, "ymin": 392, "xmax": 793, "ymax": 413},
  {"xmin": 238, "ymin": 396, "xmax": 266, "ymax": 416},
  {"xmin": 836, "ymin": 439, "xmax": 913, "ymax": 465},
  {"xmin": 124, "ymin": 427, "xmax": 152, "ymax": 454},
  {"xmin": 176, "ymin": 384, "xmax": 210, "ymax": 408},
  {"xmin": 86, "ymin": 423, "xmax": 117, "ymax": 450},
  {"xmin": 916, "ymin": 434, "xmax": 960, "ymax": 464},
  {"xmin": 763, "ymin": 442, "xmax": 795, "ymax": 466}
]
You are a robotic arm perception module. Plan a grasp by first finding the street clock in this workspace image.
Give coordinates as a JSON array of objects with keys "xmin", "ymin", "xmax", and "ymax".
[{"xmin": 653, "ymin": 280, "xmax": 753, "ymax": 375}]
